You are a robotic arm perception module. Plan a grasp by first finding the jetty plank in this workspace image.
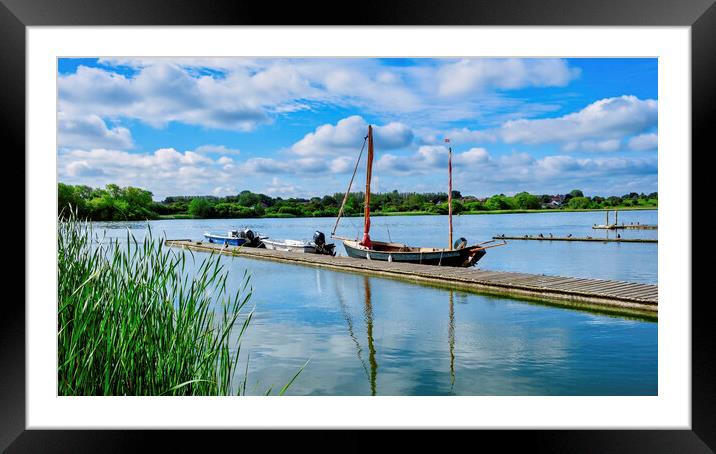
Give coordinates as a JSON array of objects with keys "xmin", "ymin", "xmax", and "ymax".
[
  {"xmin": 493, "ymin": 236, "xmax": 657, "ymax": 243},
  {"xmin": 165, "ymin": 239, "xmax": 658, "ymax": 316}
]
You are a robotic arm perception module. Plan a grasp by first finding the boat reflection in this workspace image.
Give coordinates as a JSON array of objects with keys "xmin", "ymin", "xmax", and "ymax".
[{"xmin": 334, "ymin": 275, "xmax": 462, "ymax": 395}]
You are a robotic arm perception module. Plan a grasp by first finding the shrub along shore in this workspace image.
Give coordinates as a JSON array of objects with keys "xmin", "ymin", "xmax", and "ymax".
[{"xmin": 59, "ymin": 183, "xmax": 657, "ymax": 222}]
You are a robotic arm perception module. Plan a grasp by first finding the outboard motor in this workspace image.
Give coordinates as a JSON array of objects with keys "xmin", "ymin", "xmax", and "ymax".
[
  {"xmin": 313, "ymin": 231, "xmax": 326, "ymax": 247},
  {"xmin": 454, "ymin": 237, "xmax": 468, "ymax": 250},
  {"xmin": 313, "ymin": 231, "xmax": 336, "ymax": 256},
  {"xmin": 243, "ymin": 229, "xmax": 255, "ymax": 242}
]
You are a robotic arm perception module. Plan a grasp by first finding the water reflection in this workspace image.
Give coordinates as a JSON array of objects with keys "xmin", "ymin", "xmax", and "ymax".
[
  {"xmin": 449, "ymin": 290, "xmax": 456, "ymax": 392},
  {"xmin": 88, "ymin": 215, "xmax": 658, "ymax": 395},
  {"xmin": 335, "ymin": 276, "xmax": 379, "ymax": 395},
  {"xmin": 363, "ymin": 276, "xmax": 378, "ymax": 396},
  {"xmin": 335, "ymin": 279, "xmax": 370, "ymax": 386}
]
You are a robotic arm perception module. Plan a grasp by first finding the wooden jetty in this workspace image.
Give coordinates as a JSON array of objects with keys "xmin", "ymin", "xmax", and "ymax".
[
  {"xmin": 165, "ymin": 239, "xmax": 658, "ymax": 317},
  {"xmin": 493, "ymin": 235, "xmax": 657, "ymax": 243},
  {"xmin": 592, "ymin": 209, "xmax": 657, "ymax": 230},
  {"xmin": 592, "ymin": 224, "xmax": 658, "ymax": 230}
]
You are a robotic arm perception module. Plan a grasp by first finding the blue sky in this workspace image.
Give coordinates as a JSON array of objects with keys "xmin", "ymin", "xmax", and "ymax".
[{"xmin": 57, "ymin": 57, "xmax": 657, "ymax": 200}]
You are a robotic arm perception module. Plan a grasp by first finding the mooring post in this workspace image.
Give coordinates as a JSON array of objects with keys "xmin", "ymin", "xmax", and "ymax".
[
  {"xmin": 606, "ymin": 210, "xmax": 609, "ymax": 226},
  {"xmin": 615, "ymin": 210, "xmax": 618, "ymax": 226}
]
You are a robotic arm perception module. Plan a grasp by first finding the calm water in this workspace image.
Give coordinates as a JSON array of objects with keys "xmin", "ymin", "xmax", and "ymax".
[{"xmin": 91, "ymin": 210, "xmax": 658, "ymax": 395}]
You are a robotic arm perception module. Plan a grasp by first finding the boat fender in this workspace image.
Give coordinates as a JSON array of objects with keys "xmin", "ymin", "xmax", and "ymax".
[
  {"xmin": 366, "ymin": 252, "xmax": 371, "ymax": 260},
  {"xmin": 454, "ymin": 237, "xmax": 468, "ymax": 249},
  {"xmin": 388, "ymin": 254, "xmax": 392, "ymax": 262}
]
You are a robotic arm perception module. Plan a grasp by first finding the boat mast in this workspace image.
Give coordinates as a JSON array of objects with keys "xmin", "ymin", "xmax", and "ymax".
[
  {"xmin": 361, "ymin": 125, "xmax": 374, "ymax": 248},
  {"xmin": 447, "ymin": 139, "xmax": 453, "ymax": 250},
  {"xmin": 332, "ymin": 134, "xmax": 368, "ymax": 238}
]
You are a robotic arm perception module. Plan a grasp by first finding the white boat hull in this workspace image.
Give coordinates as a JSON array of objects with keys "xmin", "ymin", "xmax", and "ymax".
[
  {"xmin": 261, "ymin": 238, "xmax": 336, "ymax": 255},
  {"xmin": 262, "ymin": 239, "xmax": 318, "ymax": 253}
]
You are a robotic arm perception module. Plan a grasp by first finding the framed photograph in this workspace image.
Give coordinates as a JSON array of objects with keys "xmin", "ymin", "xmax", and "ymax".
[{"xmin": 7, "ymin": 0, "xmax": 712, "ymax": 450}]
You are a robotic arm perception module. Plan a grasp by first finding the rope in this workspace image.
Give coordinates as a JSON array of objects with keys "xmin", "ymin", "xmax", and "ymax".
[{"xmin": 332, "ymin": 135, "xmax": 368, "ymax": 237}]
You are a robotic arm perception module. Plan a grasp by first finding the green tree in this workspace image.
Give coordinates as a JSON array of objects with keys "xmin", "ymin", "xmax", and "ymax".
[
  {"xmin": 238, "ymin": 191, "xmax": 260, "ymax": 207},
  {"xmin": 58, "ymin": 183, "xmax": 87, "ymax": 218},
  {"xmin": 513, "ymin": 192, "xmax": 541, "ymax": 210},
  {"xmin": 567, "ymin": 196, "xmax": 592, "ymax": 209},
  {"xmin": 485, "ymin": 195, "xmax": 514, "ymax": 210},
  {"xmin": 188, "ymin": 198, "xmax": 213, "ymax": 218}
]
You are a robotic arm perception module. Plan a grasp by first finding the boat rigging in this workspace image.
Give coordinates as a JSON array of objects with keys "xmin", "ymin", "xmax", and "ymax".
[{"xmin": 332, "ymin": 124, "xmax": 506, "ymax": 267}]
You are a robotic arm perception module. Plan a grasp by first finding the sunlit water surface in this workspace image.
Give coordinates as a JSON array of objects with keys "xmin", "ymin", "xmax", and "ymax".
[{"xmin": 90, "ymin": 210, "xmax": 657, "ymax": 395}]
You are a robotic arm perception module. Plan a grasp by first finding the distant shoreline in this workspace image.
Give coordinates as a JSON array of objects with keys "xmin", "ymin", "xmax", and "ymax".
[{"xmin": 156, "ymin": 206, "xmax": 657, "ymax": 220}]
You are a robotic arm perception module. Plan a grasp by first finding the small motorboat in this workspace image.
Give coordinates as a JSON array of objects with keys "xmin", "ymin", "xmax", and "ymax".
[
  {"xmin": 261, "ymin": 231, "xmax": 336, "ymax": 256},
  {"xmin": 203, "ymin": 228, "xmax": 266, "ymax": 247}
]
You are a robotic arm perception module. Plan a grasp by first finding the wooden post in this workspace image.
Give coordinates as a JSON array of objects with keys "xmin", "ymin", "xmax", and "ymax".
[
  {"xmin": 615, "ymin": 210, "xmax": 618, "ymax": 226},
  {"xmin": 606, "ymin": 210, "xmax": 609, "ymax": 226}
]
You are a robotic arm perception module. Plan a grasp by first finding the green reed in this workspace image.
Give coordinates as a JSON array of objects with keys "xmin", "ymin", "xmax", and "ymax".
[{"xmin": 58, "ymin": 214, "xmax": 269, "ymax": 395}]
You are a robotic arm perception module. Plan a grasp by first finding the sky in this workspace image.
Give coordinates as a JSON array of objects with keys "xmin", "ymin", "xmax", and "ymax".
[{"xmin": 57, "ymin": 57, "xmax": 658, "ymax": 200}]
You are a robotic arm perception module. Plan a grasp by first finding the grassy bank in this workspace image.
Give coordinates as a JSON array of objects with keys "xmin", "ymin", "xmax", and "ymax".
[
  {"xmin": 156, "ymin": 205, "xmax": 657, "ymax": 220},
  {"xmin": 58, "ymin": 215, "xmax": 302, "ymax": 395}
]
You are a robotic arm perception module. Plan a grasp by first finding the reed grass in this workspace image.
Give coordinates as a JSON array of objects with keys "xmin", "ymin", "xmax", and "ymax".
[{"xmin": 58, "ymin": 213, "xmax": 268, "ymax": 395}]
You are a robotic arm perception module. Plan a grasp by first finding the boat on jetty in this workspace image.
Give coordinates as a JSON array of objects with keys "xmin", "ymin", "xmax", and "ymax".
[
  {"xmin": 261, "ymin": 231, "xmax": 336, "ymax": 256},
  {"xmin": 203, "ymin": 228, "xmax": 266, "ymax": 247},
  {"xmin": 331, "ymin": 125, "xmax": 506, "ymax": 268}
]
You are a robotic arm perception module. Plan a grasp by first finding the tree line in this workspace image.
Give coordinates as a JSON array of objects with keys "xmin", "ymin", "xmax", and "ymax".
[{"xmin": 58, "ymin": 183, "xmax": 658, "ymax": 221}]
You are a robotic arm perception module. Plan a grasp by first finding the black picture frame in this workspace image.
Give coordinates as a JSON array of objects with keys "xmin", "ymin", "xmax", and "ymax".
[{"xmin": 4, "ymin": 0, "xmax": 711, "ymax": 451}]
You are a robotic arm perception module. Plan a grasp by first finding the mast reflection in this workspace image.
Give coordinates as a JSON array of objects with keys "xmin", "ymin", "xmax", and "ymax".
[
  {"xmin": 363, "ymin": 276, "xmax": 378, "ymax": 396},
  {"xmin": 334, "ymin": 276, "xmax": 378, "ymax": 395},
  {"xmin": 449, "ymin": 290, "xmax": 456, "ymax": 392},
  {"xmin": 335, "ymin": 280, "xmax": 370, "ymax": 380}
]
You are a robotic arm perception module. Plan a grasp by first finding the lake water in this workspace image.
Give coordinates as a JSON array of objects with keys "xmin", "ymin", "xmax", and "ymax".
[{"xmin": 91, "ymin": 210, "xmax": 658, "ymax": 395}]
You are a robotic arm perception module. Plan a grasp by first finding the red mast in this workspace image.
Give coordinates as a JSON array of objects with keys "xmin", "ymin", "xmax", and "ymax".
[
  {"xmin": 361, "ymin": 125, "xmax": 374, "ymax": 248},
  {"xmin": 447, "ymin": 140, "xmax": 453, "ymax": 250}
]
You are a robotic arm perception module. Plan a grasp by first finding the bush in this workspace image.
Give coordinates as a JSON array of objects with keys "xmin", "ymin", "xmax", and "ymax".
[
  {"xmin": 567, "ymin": 196, "xmax": 593, "ymax": 209},
  {"xmin": 188, "ymin": 198, "xmax": 213, "ymax": 218}
]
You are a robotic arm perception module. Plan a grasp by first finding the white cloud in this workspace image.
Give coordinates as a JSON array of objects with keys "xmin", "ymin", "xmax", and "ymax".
[
  {"xmin": 500, "ymin": 95, "xmax": 657, "ymax": 146},
  {"xmin": 264, "ymin": 177, "xmax": 301, "ymax": 196},
  {"xmin": 61, "ymin": 58, "xmax": 585, "ymax": 136},
  {"xmin": 418, "ymin": 127, "xmax": 496, "ymax": 145},
  {"xmin": 454, "ymin": 147, "xmax": 491, "ymax": 166},
  {"xmin": 329, "ymin": 156, "xmax": 355, "ymax": 174},
  {"xmin": 291, "ymin": 116, "xmax": 414, "ymax": 157},
  {"xmin": 437, "ymin": 59, "xmax": 580, "ymax": 97},
  {"xmin": 58, "ymin": 147, "xmax": 237, "ymax": 198},
  {"xmin": 628, "ymin": 132, "xmax": 658, "ymax": 151},
  {"xmin": 563, "ymin": 139, "xmax": 622, "ymax": 152},
  {"xmin": 376, "ymin": 146, "xmax": 493, "ymax": 175},
  {"xmin": 58, "ymin": 112, "xmax": 133, "ymax": 150},
  {"xmin": 66, "ymin": 160, "xmax": 106, "ymax": 177},
  {"xmin": 241, "ymin": 156, "xmax": 329, "ymax": 175},
  {"xmin": 194, "ymin": 144, "xmax": 241, "ymax": 155},
  {"xmin": 212, "ymin": 186, "xmax": 239, "ymax": 196},
  {"xmin": 59, "ymin": 64, "xmax": 292, "ymax": 131}
]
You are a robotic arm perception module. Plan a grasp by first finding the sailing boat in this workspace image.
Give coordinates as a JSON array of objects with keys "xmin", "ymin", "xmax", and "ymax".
[{"xmin": 332, "ymin": 125, "xmax": 506, "ymax": 268}]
